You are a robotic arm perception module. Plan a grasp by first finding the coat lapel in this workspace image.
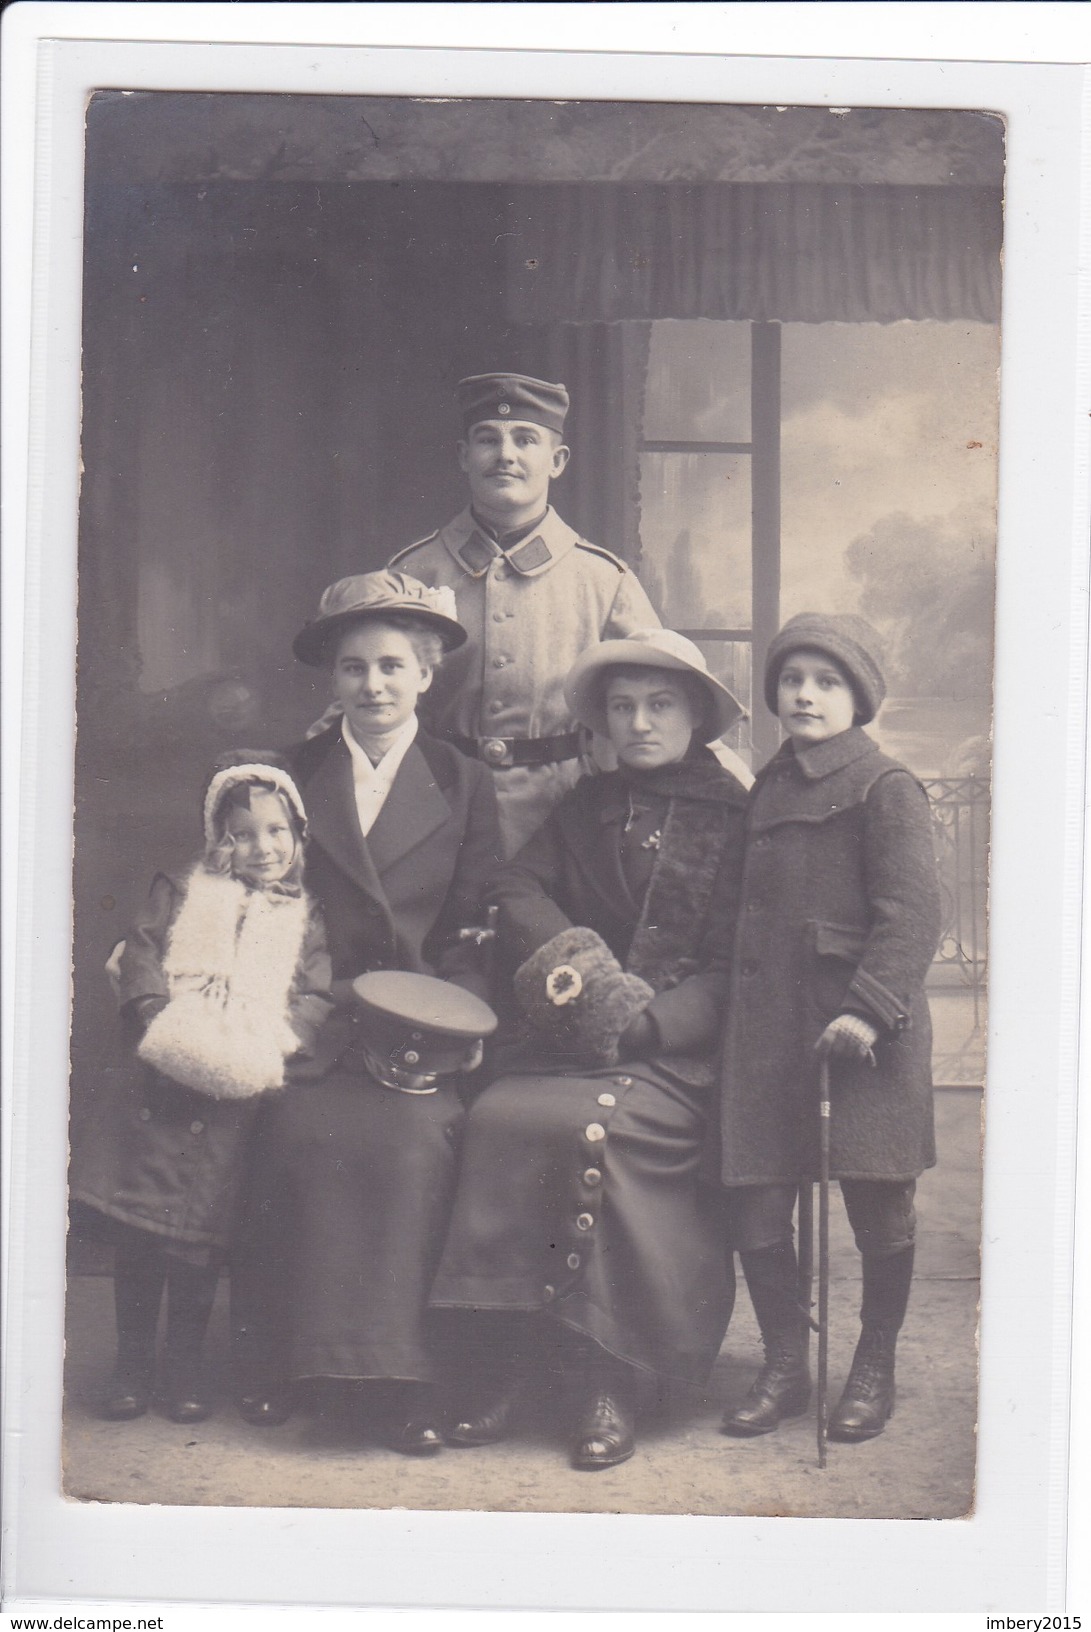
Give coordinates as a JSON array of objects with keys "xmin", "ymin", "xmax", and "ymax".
[
  {"xmin": 365, "ymin": 742, "xmax": 453, "ymax": 878},
  {"xmin": 556, "ymin": 787, "xmax": 639, "ymax": 922},
  {"xmin": 300, "ymin": 734, "xmax": 388, "ymax": 903}
]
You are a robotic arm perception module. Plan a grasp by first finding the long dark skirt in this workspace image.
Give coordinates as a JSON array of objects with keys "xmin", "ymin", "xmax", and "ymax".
[
  {"xmin": 429, "ymin": 1062, "xmax": 733, "ymax": 1383},
  {"xmin": 232, "ymin": 1067, "xmax": 464, "ymax": 1386}
]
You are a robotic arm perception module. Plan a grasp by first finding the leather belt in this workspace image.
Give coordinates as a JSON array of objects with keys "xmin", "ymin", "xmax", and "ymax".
[{"xmin": 449, "ymin": 731, "xmax": 582, "ymax": 768}]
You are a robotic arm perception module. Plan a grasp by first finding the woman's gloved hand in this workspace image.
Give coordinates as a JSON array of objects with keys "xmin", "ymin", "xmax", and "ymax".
[{"xmin": 814, "ymin": 1012, "xmax": 880, "ymax": 1065}]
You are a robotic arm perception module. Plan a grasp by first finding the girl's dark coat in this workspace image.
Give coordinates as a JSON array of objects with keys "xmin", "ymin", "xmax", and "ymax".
[
  {"xmin": 714, "ymin": 727, "xmax": 943, "ymax": 1186},
  {"xmin": 69, "ymin": 874, "xmax": 331, "ymax": 1253}
]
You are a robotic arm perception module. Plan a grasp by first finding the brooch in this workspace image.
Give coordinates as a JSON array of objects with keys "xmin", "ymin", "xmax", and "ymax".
[{"xmin": 546, "ymin": 965, "xmax": 583, "ymax": 1005}]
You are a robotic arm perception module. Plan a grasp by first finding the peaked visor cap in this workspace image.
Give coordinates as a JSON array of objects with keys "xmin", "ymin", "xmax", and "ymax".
[
  {"xmin": 457, "ymin": 372, "xmax": 569, "ymax": 436},
  {"xmin": 565, "ymin": 628, "xmax": 746, "ymax": 742},
  {"xmin": 351, "ymin": 971, "xmax": 499, "ymax": 1080},
  {"xmin": 293, "ymin": 571, "xmax": 467, "ymax": 666}
]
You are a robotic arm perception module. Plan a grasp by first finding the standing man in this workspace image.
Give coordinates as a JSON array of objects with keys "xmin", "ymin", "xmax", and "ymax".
[{"xmin": 388, "ymin": 373, "xmax": 661, "ymax": 855}]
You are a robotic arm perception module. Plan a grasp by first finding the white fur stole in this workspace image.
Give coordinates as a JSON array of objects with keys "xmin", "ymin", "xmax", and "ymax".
[{"xmin": 138, "ymin": 867, "xmax": 311, "ymax": 1099}]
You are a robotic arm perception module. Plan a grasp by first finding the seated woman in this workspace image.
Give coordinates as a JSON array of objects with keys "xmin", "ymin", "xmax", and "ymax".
[
  {"xmin": 231, "ymin": 571, "xmax": 502, "ymax": 1455},
  {"xmin": 430, "ymin": 629, "xmax": 749, "ymax": 1470}
]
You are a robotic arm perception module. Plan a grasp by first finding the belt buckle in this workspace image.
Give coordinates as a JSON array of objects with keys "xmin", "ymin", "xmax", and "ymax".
[{"xmin": 483, "ymin": 737, "xmax": 513, "ymax": 767}]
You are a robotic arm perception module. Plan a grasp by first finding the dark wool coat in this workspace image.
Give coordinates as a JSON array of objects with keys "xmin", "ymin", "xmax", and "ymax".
[
  {"xmin": 430, "ymin": 755, "xmax": 749, "ymax": 1382},
  {"xmin": 488, "ymin": 760, "xmax": 749, "ymax": 1085},
  {"xmin": 232, "ymin": 725, "xmax": 504, "ymax": 1384},
  {"xmin": 69, "ymin": 873, "xmax": 331, "ymax": 1255},
  {"xmin": 714, "ymin": 727, "xmax": 942, "ymax": 1187},
  {"xmin": 288, "ymin": 725, "xmax": 503, "ymax": 1069}
]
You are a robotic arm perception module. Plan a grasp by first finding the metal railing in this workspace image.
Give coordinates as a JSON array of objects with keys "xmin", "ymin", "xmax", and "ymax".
[{"xmin": 923, "ymin": 775, "xmax": 990, "ymax": 1087}]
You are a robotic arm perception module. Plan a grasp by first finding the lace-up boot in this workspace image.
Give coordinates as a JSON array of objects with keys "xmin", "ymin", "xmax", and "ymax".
[{"xmin": 721, "ymin": 1242, "xmax": 810, "ymax": 1436}]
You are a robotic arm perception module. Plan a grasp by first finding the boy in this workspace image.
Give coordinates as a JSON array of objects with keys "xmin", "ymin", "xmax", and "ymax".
[
  {"xmin": 716, "ymin": 613, "xmax": 942, "ymax": 1442},
  {"xmin": 388, "ymin": 372, "xmax": 661, "ymax": 855}
]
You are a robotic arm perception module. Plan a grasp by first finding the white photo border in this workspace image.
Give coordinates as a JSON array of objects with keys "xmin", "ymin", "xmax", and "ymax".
[{"xmin": 3, "ymin": 5, "xmax": 1089, "ymax": 1618}]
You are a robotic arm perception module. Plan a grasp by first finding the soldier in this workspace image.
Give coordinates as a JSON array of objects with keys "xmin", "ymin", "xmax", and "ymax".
[{"xmin": 387, "ymin": 372, "xmax": 662, "ymax": 855}]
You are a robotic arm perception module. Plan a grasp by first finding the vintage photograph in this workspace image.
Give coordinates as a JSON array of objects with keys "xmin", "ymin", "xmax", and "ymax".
[{"xmin": 62, "ymin": 91, "xmax": 1001, "ymax": 1521}]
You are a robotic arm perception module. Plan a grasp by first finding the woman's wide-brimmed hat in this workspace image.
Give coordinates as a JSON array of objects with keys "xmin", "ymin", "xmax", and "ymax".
[
  {"xmin": 293, "ymin": 571, "xmax": 468, "ymax": 667},
  {"xmin": 564, "ymin": 628, "xmax": 746, "ymax": 742}
]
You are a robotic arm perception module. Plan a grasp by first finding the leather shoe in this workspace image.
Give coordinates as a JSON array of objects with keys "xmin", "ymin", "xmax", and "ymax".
[
  {"xmin": 384, "ymin": 1416, "xmax": 444, "ymax": 1457},
  {"xmin": 571, "ymin": 1390, "xmax": 636, "ymax": 1471},
  {"xmin": 721, "ymin": 1359, "xmax": 810, "ymax": 1437},
  {"xmin": 447, "ymin": 1385, "xmax": 519, "ymax": 1447},
  {"xmin": 828, "ymin": 1325, "xmax": 897, "ymax": 1442},
  {"xmin": 101, "ymin": 1374, "xmax": 151, "ymax": 1421},
  {"xmin": 237, "ymin": 1389, "xmax": 295, "ymax": 1427},
  {"xmin": 157, "ymin": 1388, "xmax": 213, "ymax": 1425}
]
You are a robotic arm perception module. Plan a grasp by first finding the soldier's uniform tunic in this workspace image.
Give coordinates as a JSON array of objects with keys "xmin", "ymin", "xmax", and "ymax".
[{"xmin": 389, "ymin": 505, "xmax": 660, "ymax": 855}]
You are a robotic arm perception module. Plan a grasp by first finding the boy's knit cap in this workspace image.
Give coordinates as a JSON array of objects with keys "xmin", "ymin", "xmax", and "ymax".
[{"xmin": 764, "ymin": 613, "xmax": 887, "ymax": 724}]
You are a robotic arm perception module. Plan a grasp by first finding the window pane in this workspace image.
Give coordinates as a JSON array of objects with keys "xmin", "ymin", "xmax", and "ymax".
[
  {"xmin": 690, "ymin": 637, "xmax": 754, "ymax": 765},
  {"xmin": 644, "ymin": 320, "xmax": 751, "ymax": 443},
  {"xmin": 638, "ymin": 452, "xmax": 752, "ymax": 629}
]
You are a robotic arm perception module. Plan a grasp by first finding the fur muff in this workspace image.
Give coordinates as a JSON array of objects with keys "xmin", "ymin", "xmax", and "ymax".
[
  {"xmin": 513, "ymin": 926, "xmax": 655, "ymax": 1066},
  {"xmin": 138, "ymin": 866, "xmax": 312, "ymax": 1099}
]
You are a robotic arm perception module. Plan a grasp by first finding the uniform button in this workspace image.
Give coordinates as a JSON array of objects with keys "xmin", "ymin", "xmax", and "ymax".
[
  {"xmin": 582, "ymin": 1167, "xmax": 602, "ymax": 1187},
  {"xmin": 584, "ymin": 1123, "xmax": 606, "ymax": 1143},
  {"xmin": 494, "ymin": 565, "xmax": 509, "ymax": 580},
  {"xmin": 403, "ymin": 1050, "xmax": 420, "ymax": 1065},
  {"xmin": 489, "ymin": 701, "xmax": 504, "ymax": 715},
  {"xmin": 566, "ymin": 1253, "xmax": 581, "ymax": 1270},
  {"xmin": 597, "ymin": 1092, "xmax": 616, "ymax": 1108},
  {"xmin": 492, "ymin": 657, "xmax": 506, "ymax": 669},
  {"xmin": 139, "ymin": 1108, "xmax": 152, "ymax": 1122},
  {"xmin": 492, "ymin": 611, "xmax": 505, "ymax": 622},
  {"xmin": 577, "ymin": 1212, "xmax": 594, "ymax": 1231},
  {"xmin": 190, "ymin": 1120, "xmax": 204, "ymax": 1135},
  {"xmin": 741, "ymin": 959, "xmax": 758, "ymax": 977},
  {"xmin": 613, "ymin": 1076, "xmax": 632, "ymax": 1088},
  {"xmin": 542, "ymin": 1284, "xmax": 555, "ymax": 1302}
]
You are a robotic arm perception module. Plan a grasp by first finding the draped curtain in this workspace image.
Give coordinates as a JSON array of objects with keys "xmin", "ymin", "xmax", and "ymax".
[{"xmin": 503, "ymin": 184, "xmax": 1003, "ymax": 326}]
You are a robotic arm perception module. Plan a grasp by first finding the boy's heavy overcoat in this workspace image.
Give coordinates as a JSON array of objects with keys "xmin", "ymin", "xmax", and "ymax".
[{"xmin": 715, "ymin": 728, "xmax": 943, "ymax": 1187}]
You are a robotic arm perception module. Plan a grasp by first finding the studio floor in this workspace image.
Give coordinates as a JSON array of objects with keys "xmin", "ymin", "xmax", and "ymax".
[{"xmin": 62, "ymin": 1088, "xmax": 982, "ymax": 1521}]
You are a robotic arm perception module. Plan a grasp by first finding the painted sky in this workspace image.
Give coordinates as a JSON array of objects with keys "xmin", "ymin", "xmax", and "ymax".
[{"xmin": 779, "ymin": 320, "xmax": 1000, "ymax": 621}]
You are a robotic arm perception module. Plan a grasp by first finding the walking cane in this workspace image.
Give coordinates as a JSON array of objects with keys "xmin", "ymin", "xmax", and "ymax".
[
  {"xmin": 796, "ymin": 1176, "xmax": 814, "ymax": 1371},
  {"xmin": 817, "ymin": 1053, "xmax": 832, "ymax": 1468}
]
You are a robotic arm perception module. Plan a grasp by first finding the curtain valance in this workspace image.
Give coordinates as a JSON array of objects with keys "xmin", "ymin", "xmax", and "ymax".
[{"xmin": 504, "ymin": 184, "xmax": 1002, "ymax": 325}]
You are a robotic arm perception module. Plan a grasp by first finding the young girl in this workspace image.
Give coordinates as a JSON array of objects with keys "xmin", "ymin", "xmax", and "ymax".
[
  {"xmin": 70, "ymin": 753, "xmax": 331, "ymax": 1423},
  {"xmin": 716, "ymin": 614, "xmax": 942, "ymax": 1442}
]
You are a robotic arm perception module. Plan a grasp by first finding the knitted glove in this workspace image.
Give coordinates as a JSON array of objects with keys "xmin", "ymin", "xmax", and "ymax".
[
  {"xmin": 814, "ymin": 1012, "xmax": 880, "ymax": 1064},
  {"xmin": 513, "ymin": 927, "xmax": 655, "ymax": 1067}
]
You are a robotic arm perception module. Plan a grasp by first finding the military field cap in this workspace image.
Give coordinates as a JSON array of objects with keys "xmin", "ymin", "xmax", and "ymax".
[
  {"xmin": 457, "ymin": 372, "xmax": 570, "ymax": 436},
  {"xmin": 351, "ymin": 971, "xmax": 498, "ymax": 1092},
  {"xmin": 564, "ymin": 628, "xmax": 746, "ymax": 743},
  {"xmin": 293, "ymin": 571, "xmax": 467, "ymax": 667},
  {"xmin": 764, "ymin": 612, "xmax": 887, "ymax": 725}
]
